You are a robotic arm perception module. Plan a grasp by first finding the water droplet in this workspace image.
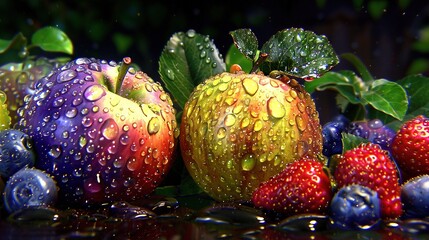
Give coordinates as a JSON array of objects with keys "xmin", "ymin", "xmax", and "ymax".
[
  {"xmin": 52, "ymin": 97, "xmax": 65, "ymax": 107},
  {"xmin": 79, "ymin": 136, "xmax": 87, "ymax": 148},
  {"xmin": 84, "ymin": 180, "xmax": 102, "ymax": 193},
  {"xmin": 84, "ymin": 85, "xmax": 106, "ymax": 101},
  {"xmin": 49, "ymin": 146, "xmax": 62, "ymax": 158},
  {"xmin": 89, "ymin": 62, "xmax": 101, "ymax": 72},
  {"xmin": 267, "ymin": 97, "xmax": 286, "ymax": 119},
  {"xmin": 224, "ymin": 114, "xmax": 237, "ymax": 127},
  {"xmin": 120, "ymin": 133, "xmax": 130, "ymax": 145},
  {"xmin": 127, "ymin": 157, "xmax": 139, "ymax": 171},
  {"xmin": 296, "ymin": 115, "xmax": 306, "ymax": 131},
  {"xmin": 186, "ymin": 29, "xmax": 196, "ymax": 38},
  {"xmin": 242, "ymin": 78, "xmax": 259, "ymax": 96},
  {"xmin": 241, "ymin": 118, "xmax": 250, "ymax": 128},
  {"xmin": 217, "ymin": 127, "xmax": 227, "ymax": 139},
  {"xmin": 65, "ymin": 107, "xmax": 78, "ymax": 118},
  {"xmin": 82, "ymin": 116, "xmax": 93, "ymax": 127},
  {"xmin": 57, "ymin": 69, "xmax": 77, "ymax": 83},
  {"xmin": 200, "ymin": 51, "xmax": 207, "ymax": 58},
  {"xmin": 101, "ymin": 118, "xmax": 119, "ymax": 140},
  {"xmin": 148, "ymin": 117, "xmax": 160, "ymax": 135},
  {"xmin": 241, "ymin": 155, "xmax": 256, "ymax": 171},
  {"xmin": 253, "ymin": 120, "xmax": 263, "ymax": 132}
]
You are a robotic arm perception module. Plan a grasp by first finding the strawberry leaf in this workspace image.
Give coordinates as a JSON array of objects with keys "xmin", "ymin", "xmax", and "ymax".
[
  {"xmin": 362, "ymin": 79, "xmax": 408, "ymax": 121},
  {"xmin": 342, "ymin": 133, "xmax": 369, "ymax": 153},
  {"xmin": 229, "ymin": 28, "xmax": 258, "ymax": 61},
  {"xmin": 159, "ymin": 30, "xmax": 226, "ymax": 110},
  {"xmin": 31, "ymin": 26, "xmax": 73, "ymax": 55},
  {"xmin": 259, "ymin": 28, "xmax": 339, "ymax": 78}
]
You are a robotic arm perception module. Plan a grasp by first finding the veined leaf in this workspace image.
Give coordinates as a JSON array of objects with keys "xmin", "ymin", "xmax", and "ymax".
[
  {"xmin": 159, "ymin": 30, "xmax": 226, "ymax": 110},
  {"xmin": 229, "ymin": 29, "xmax": 258, "ymax": 61},
  {"xmin": 342, "ymin": 132, "xmax": 369, "ymax": 153},
  {"xmin": 362, "ymin": 79, "xmax": 408, "ymax": 120},
  {"xmin": 31, "ymin": 26, "xmax": 73, "ymax": 55},
  {"xmin": 225, "ymin": 44, "xmax": 253, "ymax": 73},
  {"xmin": 260, "ymin": 28, "xmax": 339, "ymax": 78}
]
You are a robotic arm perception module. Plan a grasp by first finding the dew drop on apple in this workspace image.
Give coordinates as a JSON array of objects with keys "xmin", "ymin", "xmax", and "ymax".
[
  {"xmin": 127, "ymin": 157, "xmax": 139, "ymax": 171},
  {"xmin": 267, "ymin": 97, "xmax": 286, "ymax": 119},
  {"xmin": 66, "ymin": 107, "xmax": 78, "ymax": 118},
  {"xmin": 101, "ymin": 118, "xmax": 119, "ymax": 140},
  {"xmin": 84, "ymin": 180, "xmax": 102, "ymax": 194},
  {"xmin": 241, "ymin": 117, "xmax": 250, "ymax": 128},
  {"xmin": 120, "ymin": 133, "xmax": 130, "ymax": 145},
  {"xmin": 81, "ymin": 116, "xmax": 93, "ymax": 128},
  {"xmin": 253, "ymin": 120, "xmax": 263, "ymax": 132},
  {"xmin": 224, "ymin": 114, "xmax": 236, "ymax": 127},
  {"xmin": 108, "ymin": 144, "xmax": 117, "ymax": 154},
  {"xmin": 57, "ymin": 69, "xmax": 77, "ymax": 83},
  {"xmin": 48, "ymin": 145, "xmax": 62, "ymax": 159},
  {"xmin": 84, "ymin": 85, "xmax": 106, "ymax": 101},
  {"xmin": 296, "ymin": 115, "xmax": 306, "ymax": 132},
  {"xmin": 52, "ymin": 97, "xmax": 65, "ymax": 107},
  {"xmin": 147, "ymin": 117, "xmax": 160, "ymax": 135},
  {"xmin": 241, "ymin": 155, "xmax": 256, "ymax": 171},
  {"xmin": 242, "ymin": 78, "xmax": 259, "ymax": 96}
]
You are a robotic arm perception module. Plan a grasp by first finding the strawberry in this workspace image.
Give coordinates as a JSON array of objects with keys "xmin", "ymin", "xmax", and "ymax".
[
  {"xmin": 391, "ymin": 115, "xmax": 429, "ymax": 181},
  {"xmin": 251, "ymin": 156, "xmax": 332, "ymax": 216},
  {"xmin": 334, "ymin": 143, "xmax": 402, "ymax": 219}
]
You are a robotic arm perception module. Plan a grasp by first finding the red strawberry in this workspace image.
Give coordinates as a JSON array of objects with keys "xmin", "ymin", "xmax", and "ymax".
[
  {"xmin": 251, "ymin": 156, "xmax": 332, "ymax": 216},
  {"xmin": 334, "ymin": 143, "xmax": 402, "ymax": 219},
  {"xmin": 391, "ymin": 115, "xmax": 429, "ymax": 181}
]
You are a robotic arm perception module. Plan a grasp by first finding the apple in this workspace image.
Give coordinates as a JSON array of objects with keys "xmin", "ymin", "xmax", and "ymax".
[
  {"xmin": 0, "ymin": 90, "xmax": 11, "ymax": 130},
  {"xmin": 17, "ymin": 57, "xmax": 179, "ymax": 205},
  {"xmin": 180, "ymin": 70, "xmax": 323, "ymax": 201}
]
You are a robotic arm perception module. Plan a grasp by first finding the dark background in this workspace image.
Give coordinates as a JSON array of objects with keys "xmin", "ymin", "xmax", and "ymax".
[{"xmin": 1, "ymin": 0, "xmax": 428, "ymax": 122}]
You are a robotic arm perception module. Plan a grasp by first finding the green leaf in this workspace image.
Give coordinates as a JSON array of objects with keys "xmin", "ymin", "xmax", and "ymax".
[
  {"xmin": 259, "ymin": 28, "xmax": 339, "ymax": 78},
  {"xmin": 0, "ymin": 33, "xmax": 27, "ymax": 54},
  {"xmin": 159, "ymin": 30, "xmax": 226, "ymax": 110},
  {"xmin": 398, "ymin": 74, "xmax": 429, "ymax": 114},
  {"xmin": 31, "ymin": 26, "xmax": 73, "ymax": 54},
  {"xmin": 305, "ymin": 71, "xmax": 362, "ymax": 104},
  {"xmin": 229, "ymin": 28, "xmax": 258, "ymax": 61},
  {"xmin": 362, "ymin": 79, "xmax": 408, "ymax": 120},
  {"xmin": 342, "ymin": 132, "xmax": 369, "ymax": 153},
  {"xmin": 225, "ymin": 44, "xmax": 253, "ymax": 73}
]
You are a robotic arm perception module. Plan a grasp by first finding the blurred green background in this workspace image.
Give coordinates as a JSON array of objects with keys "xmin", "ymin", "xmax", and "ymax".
[{"xmin": 0, "ymin": 0, "xmax": 428, "ymax": 81}]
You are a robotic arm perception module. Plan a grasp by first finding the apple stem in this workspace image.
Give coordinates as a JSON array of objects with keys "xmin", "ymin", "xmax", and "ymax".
[
  {"xmin": 115, "ymin": 57, "xmax": 132, "ymax": 94},
  {"xmin": 250, "ymin": 53, "xmax": 268, "ymax": 73}
]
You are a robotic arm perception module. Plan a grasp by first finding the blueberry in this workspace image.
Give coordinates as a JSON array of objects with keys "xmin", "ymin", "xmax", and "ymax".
[
  {"xmin": 345, "ymin": 119, "xmax": 395, "ymax": 151},
  {"xmin": 329, "ymin": 184, "xmax": 381, "ymax": 230},
  {"xmin": 322, "ymin": 114, "xmax": 350, "ymax": 157},
  {"xmin": 401, "ymin": 175, "xmax": 429, "ymax": 219},
  {"xmin": 3, "ymin": 167, "xmax": 58, "ymax": 213},
  {"xmin": 0, "ymin": 129, "xmax": 36, "ymax": 179}
]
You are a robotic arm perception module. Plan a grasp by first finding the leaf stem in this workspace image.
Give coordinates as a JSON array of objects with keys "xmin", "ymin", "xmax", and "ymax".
[
  {"xmin": 341, "ymin": 53, "xmax": 374, "ymax": 82},
  {"xmin": 250, "ymin": 53, "xmax": 268, "ymax": 73},
  {"xmin": 116, "ymin": 57, "xmax": 132, "ymax": 94}
]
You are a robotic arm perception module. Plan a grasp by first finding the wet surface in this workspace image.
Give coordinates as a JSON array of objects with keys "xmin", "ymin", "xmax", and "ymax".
[{"xmin": 1, "ymin": 193, "xmax": 429, "ymax": 239}]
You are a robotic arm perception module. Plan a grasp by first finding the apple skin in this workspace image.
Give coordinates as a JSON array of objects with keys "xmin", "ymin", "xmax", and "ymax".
[
  {"xmin": 0, "ymin": 58, "xmax": 60, "ymax": 125},
  {"xmin": 17, "ymin": 57, "xmax": 179, "ymax": 205},
  {"xmin": 180, "ymin": 71, "xmax": 323, "ymax": 201},
  {"xmin": 0, "ymin": 90, "xmax": 11, "ymax": 130}
]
